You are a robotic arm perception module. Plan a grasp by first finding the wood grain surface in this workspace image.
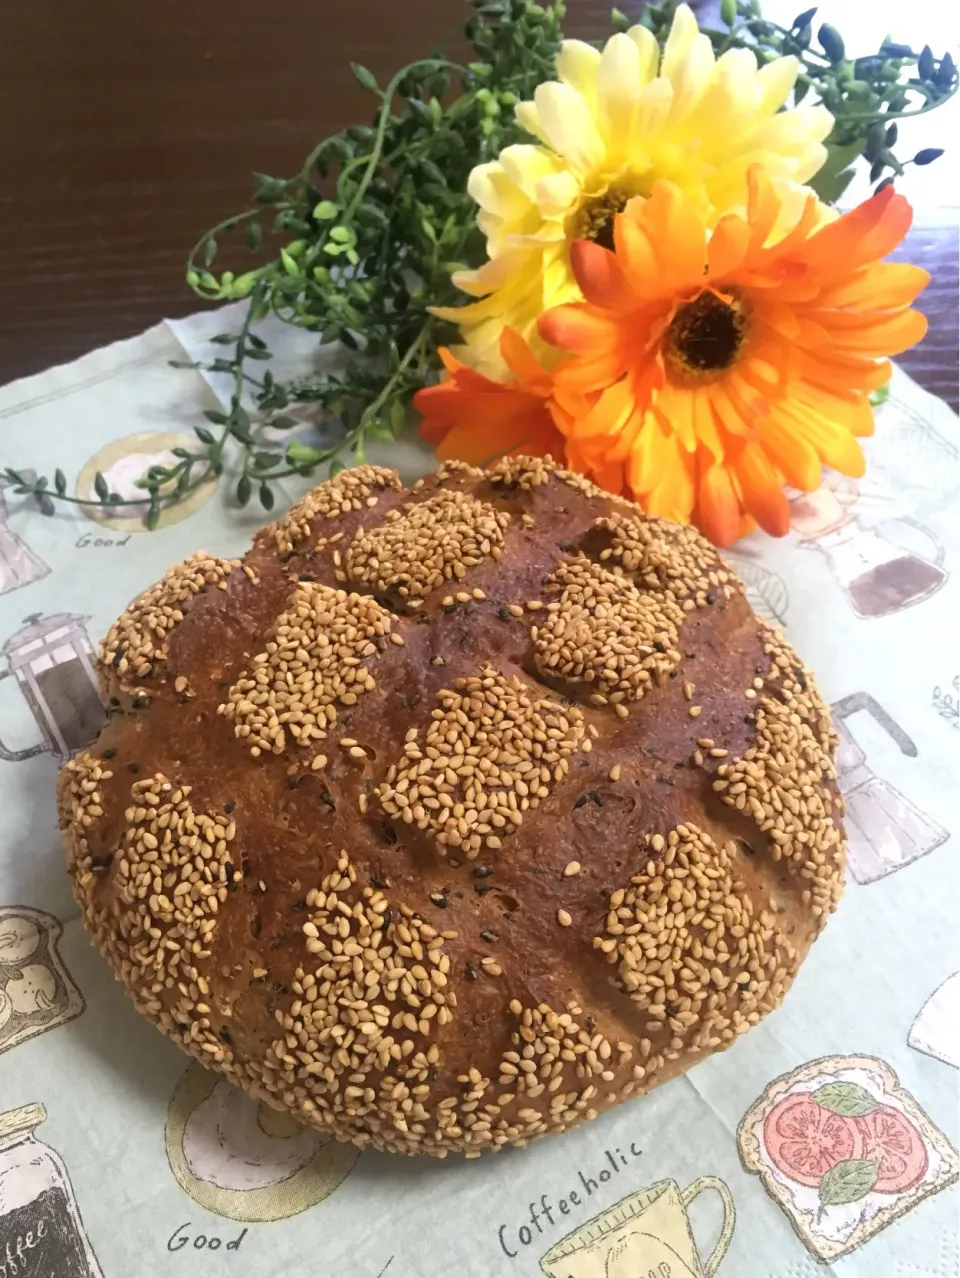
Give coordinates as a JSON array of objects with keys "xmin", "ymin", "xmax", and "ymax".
[{"xmin": 0, "ymin": 0, "xmax": 955, "ymax": 407}]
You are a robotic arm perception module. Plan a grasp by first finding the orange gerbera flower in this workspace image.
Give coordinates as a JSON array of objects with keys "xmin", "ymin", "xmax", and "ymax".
[
  {"xmin": 538, "ymin": 169, "xmax": 928, "ymax": 546},
  {"xmin": 415, "ymin": 327, "xmax": 611, "ymax": 476}
]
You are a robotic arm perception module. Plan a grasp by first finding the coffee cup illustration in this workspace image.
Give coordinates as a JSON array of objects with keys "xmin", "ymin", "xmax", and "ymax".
[{"xmin": 540, "ymin": 1177, "xmax": 735, "ymax": 1278}]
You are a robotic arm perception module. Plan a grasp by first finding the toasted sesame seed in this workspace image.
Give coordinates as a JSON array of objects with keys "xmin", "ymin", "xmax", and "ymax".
[
  {"xmin": 557, "ymin": 909, "xmax": 572, "ymax": 927},
  {"xmin": 563, "ymin": 861, "xmax": 581, "ymax": 877},
  {"xmin": 689, "ymin": 705, "xmax": 703, "ymax": 718}
]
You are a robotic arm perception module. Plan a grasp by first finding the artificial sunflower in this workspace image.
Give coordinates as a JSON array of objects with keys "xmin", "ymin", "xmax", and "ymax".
[
  {"xmin": 434, "ymin": 3, "xmax": 833, "ymax": 375},
  {"xmin": 535, "ymin": 169, "xmax": 928, "ymax": 546}
]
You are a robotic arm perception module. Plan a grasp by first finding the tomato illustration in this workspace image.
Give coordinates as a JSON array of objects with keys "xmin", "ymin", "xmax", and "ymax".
[
  {"xmin": 855, "ymin": 1104, "xmax": 929, "ymax": 1193},
  {"xmin": 763, "ymin": 1092, "xmax": 864, "ymax": 1188}
]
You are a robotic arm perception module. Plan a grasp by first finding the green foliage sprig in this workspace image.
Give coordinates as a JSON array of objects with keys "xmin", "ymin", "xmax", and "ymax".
[{"xmin": 8, "ymin": 0, "xmax": 954, "ymax": 525}]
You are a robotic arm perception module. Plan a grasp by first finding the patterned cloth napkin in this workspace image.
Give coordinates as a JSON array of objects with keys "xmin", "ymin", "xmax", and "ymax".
[{"xmin": 0, "ymin": 310, "xmax": 956, "ymax": 1278}]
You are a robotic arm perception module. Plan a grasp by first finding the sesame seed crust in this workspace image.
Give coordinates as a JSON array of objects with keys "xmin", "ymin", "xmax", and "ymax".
[
  {"xmin": 376, "ymin": 666, "xmax": 585, "ymax": 859},
  {"xmin": 100, "ymin": 551, "xmax": 241, "ymax": 692},
  {"xmin": 340, "ymin": 490, "xmax": 510, "ymax": 606},
  {"xmin": 60, "ymin": 458, "xmax": 845, "ymax": 1159},
  {"xmin": 218, "ymin": 582, "xmax": 393, "ymax": 757},
  {"xmin": 267, "ymin": 463, "xmax": 402, "ymax": 557}
]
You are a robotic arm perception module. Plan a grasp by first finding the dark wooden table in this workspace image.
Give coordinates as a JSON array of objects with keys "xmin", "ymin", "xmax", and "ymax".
[{"xmin": 0, "ymin": 1, "xmax": 955, "ymax": 407}]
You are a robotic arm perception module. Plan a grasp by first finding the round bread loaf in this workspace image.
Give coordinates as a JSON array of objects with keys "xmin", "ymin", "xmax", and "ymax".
[{"xmin": 58, "ymin": 457, "xmax": 846, "ymax": 1158}]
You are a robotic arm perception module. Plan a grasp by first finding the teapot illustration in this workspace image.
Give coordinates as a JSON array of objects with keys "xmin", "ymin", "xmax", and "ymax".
[
  {"xmin": 790, "ymin": 486, "xmax": 946, "ymax": 619},
  {"xmin": 0, "ymin": 613, "xmax": 104, "ymax": 764},
  {"xmin": 833, "ymin": 692, "xmax": 949, "ymax": 884},
  {"xmin": 0, "ymin": 472, "xmax": 51, "ymax": 597}
]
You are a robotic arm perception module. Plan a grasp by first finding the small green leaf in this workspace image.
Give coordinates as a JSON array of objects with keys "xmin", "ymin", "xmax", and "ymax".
[
  {"xmin": 329, "ymin": 458, "xmax": 345, "ymax": 478},
  {"xmin": 259, "ymin": 482, "xmax": 275, "ymax": 511},
  {"xmin": 54, "ymin": 469, "xmax": 67, "ymax": 496},
  {"xmin": 813, "ymin": 1082, "xmax": 878, "ymax": 1118},
  {"xmin": 269, "ymin": 415, "xmax": 298, "ymax": 431},
  {"xmin": 818, "ymin": 23, "xmax": 845, "ymax": 62},
  {"xmin": 807, "ymin": 165, "xmax": 855, "ymax": 204},
  {"xmin": 253, "ymin": 172, "xmax": 287, "ymax": 204},
  {"xmin": 145, "ymin": 503, "xmax": 160, "ymax": 532},
  {"xmin": 286, "ymin": 439, "xmax": 324, "ymax": 466},
  {"xmin": 204, "ymin": 409, "xmax": 229, "ymax": 425},
  {"xmin": 245, "ymin": 220, "xmax": 263, "ymax": 252},
  {"xmin": 918, "ymin": 45, "xmax": 935, "ymax": 80},
  {"xmin": 203, "ymin": 237, "xmax": 218, "ymax": 267},
  {"xmin": 94, "ymin": 472, "xmax": 109, "ymax": 501},
  {"xmin": 869, "ymin": 383, "xmax": 891, "ymax": 407},
  {"xmin": 914, "ymin": 147, "xmax": 945, "ymax": 166},
  {"xmin": 313, "ymin": 200, "xmax": 339, "ymax": 221},
  {"xmin": 194, "ymin": 426, "xmax": 215, "ymax": 445},
  {"xmin": 236, "ymin": 475, "xmax": 252, "ymax": 507},
  {"xmin": 351, "ymin": 62, "xmax": 380, "ymax": 94},
  {"xmin": 819, "ymin": 1158, "xmax": 878, "ymax": 1206}
]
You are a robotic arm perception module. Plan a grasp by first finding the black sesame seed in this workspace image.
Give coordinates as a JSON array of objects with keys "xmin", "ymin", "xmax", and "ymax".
[
  {"xmin": 299, "ymin": 574, "xmax": 316, "ymax": 582},
  {"xmin": 444, "ymin": 601, "xmax": 458, "ymax": 614},
  {"xmin": 379, "ymin": 823, "xmax": 398, "ymax": 846},
  {"xmin": 430, "ymin": 893, "xmax": 448, "ymax": 909},
  {"xmin": 218, "ymin": 1027, "xmax": 232, "ymax": 1044},
  {"xmin": 585, "ymin": 1016, "xmax": 596, "ymax": 1033},
  {"xmin": 90, "ymin": 854, "xmax": 113, "ymax": 871},
  {"xmin": 224, "ymin": 800, "xmax": 237, "ymax": 814},
  {"xmin": 706, "ymin": 590, "xmax": 717, "ymax": 604},
  {"xmin": 132, "ymin": 696, "xmax": 151, "ymax": 710},
  {"xmin": 574, "ymin": 790, "xmax": 603, "ymax": 809},
  {"xmin": 474, "ymin": 884, "xmax": 492, "ymax": 897},
  {"xmin": 557, "ymin": 540, "xmax": 575, "ymax": 552},
  {"xmin": 497, "ymin": 606, "xmax": 512, "ymax": 621},
  {"xmin": 382, "ymin": 909, "xmax": 392, "ymax": 928},
  {"xmin": 292, "ymin": 899, "xmax": 306, "ymax": 911},
  {"xmin": 371, "ymin": 876, "xmax": 387, "ymax": 889},
  {"xmin": 109, "ymin": 696, "xmax": 121, "ymax": 707},
  {"xmin": 465, "ymin": 964, "xmax": 479, "ymax": 980},
  {"xmin": 472, "ymin": 866, "xmax": 493, "ymax": 879},
  {"xmin": 102, "ymin": 747, "xmax": 117, "ymax": 760},
  {"xmin": 755, "ymin": 664, "xmax": 765, "ymax": 675},
  {"xmin": 320, "ymin": 789, "xmax": 336, "ymax": 810},
  {"xmin": 287, "ymin": 777, "xmax": 300, "ymax": 789},
  {"xmin": 250, "ymin": 917, "xmax": 262, "ymax": 938},
  {"xmin": 665, "ymin": 1002, "xmax": 680, "ymax": 1018},
  {"xmin": 480, "ymin": 929, "xmax": 500, "ymax": 943},
  {"xmin": 128, "ymin": 762, "xmax": 140, "ymax": 774}
]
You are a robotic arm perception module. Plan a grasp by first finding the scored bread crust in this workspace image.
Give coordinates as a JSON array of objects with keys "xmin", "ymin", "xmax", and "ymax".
[{"xmin": 58, "ymin": 457, "xmax": 846, "ymax": 1158}]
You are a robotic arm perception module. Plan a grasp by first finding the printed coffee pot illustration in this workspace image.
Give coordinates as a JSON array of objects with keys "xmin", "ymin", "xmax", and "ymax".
[
  {"xmin": 540, "ymin": 1178, "xmax": 735, "ymax": 1278},
  {"xmin": 790, "ymin": 486, "xmax": 946, "ymax": 619},
  {"xmin": 833, "ymin": 692, "xmax": 949, "ymax": 885},
  {"xmin": 0, "ymin": 613, "xmax": 104, "ymax": 764},
  {"xmin": 0, "ymin": 471, "xmax": 51, "ymax": 596}
]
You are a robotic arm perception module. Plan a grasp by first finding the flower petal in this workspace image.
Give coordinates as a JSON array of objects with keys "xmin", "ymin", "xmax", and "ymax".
[
  {"xmin": 528, "ymin": 81, "xmax": 606, "ymax": 173},
  {"xmin": 556, "ymin": 39, "xmax": 601, "ymax": 106},
  {"xmin": 697, "ymin": 462, "xmax": 742, "ymax": 547}
]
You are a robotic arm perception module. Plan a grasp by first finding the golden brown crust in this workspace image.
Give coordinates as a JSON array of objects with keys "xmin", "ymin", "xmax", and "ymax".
[{"xmin": 58, "ymin": 458, "xmax": 846, "ymax": 1158}]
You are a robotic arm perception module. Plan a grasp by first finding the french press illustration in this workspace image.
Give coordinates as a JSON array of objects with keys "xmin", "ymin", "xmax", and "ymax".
[
  {"xmin": 832, "ymin": 692, "xmax": 950, "ymax": 884},
  {"xmin": 0, "ymin": 614, "xmax": 104, "ymax": 764}
]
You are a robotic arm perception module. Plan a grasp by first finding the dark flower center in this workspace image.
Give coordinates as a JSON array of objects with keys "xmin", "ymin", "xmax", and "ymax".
[
  {"xmin": 574, "ymin": 189, "xmax": 633, "ymax": 252},
  {"xmin": 665, "ymin": 291, "xmax": 747, "ymax": 379}
]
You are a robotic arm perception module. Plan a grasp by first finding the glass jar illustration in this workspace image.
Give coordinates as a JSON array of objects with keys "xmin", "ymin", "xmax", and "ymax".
[
  {"xmin": 0, "ymin": 474, "xmax": 50, "ymax": 598},
  {"xmin": 833, "ymin": 692, "xmax": 950, "ymax": 884},
  {"xmin": 790, "ymin": 489, "xmax": 946, "ymax": 619},
  {"xmin": 0, "ymin": 1102, "xmax": 103, "ymax": 1277},
  {"xmin": 0, "ymin": 615, "xmax": 104, "ymax": 764}
]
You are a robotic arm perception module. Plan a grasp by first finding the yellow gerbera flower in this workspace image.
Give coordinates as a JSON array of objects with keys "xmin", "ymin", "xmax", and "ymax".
[{"xmin": 435, "ymin": 3, "xmax": 833, "ymax": 375}]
